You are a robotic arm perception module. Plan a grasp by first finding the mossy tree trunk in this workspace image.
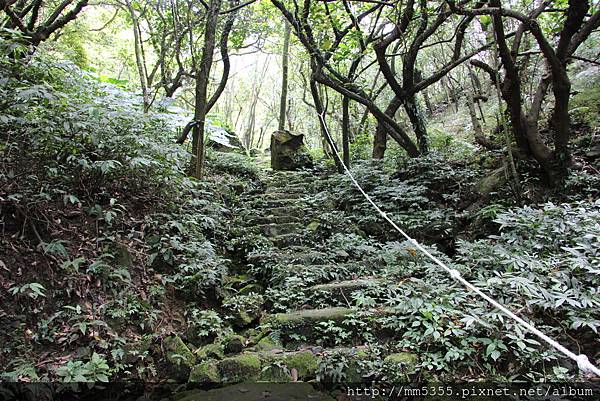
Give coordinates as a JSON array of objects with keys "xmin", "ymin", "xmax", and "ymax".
[{"xmin": 192, "ymin": 0, "xmax": 222, "ymax": 178}]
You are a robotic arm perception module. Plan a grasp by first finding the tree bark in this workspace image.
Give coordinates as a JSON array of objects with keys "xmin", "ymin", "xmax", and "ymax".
[
  {"xmin": 309, "ymin": 76, "xmax": 344, "ymax": 172},
  {"xmin": 403, "ymin": 93, "xmax": 428, "ymax": 153},
  {"xmin": 124, "ymin": 0, "xmax": 150, "ymax": 112},
  {"xmin": 341, "ymin": 94, "xmax": 350, "ymax": 167},
  {"xmin": 277, "ymin": 19, "xmax": 291, "ymax": 131},
  {"xmin": 192, "ymin": 0, "xmax": 221, "ymax": 178},
  {"xmin": 372, "ymin": 96, "xmax": 402, "ymax": 159}
]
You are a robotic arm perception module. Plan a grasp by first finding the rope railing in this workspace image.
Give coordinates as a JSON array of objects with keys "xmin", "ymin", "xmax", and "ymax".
[{"xmin": 316, "ymin": 112, "xmax": 600, "ymax": 377}]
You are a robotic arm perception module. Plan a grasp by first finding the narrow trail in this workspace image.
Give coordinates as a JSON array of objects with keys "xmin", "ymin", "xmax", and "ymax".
[
  {"xmin": 222, "ymin": 165, "xmax": 599, "ymax": 383},
  {"xmin": 225, "ymin": 168, "xmax": 420, "ymax": 381}
]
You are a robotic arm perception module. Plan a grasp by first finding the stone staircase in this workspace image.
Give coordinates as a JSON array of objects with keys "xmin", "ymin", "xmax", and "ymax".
[
  {"xmin": 169, "ymin": 168, "xmax": 417, "ymax": 391},
  {"xmin": 209, "ymin": 169, "xmax": 417, "ymax": 382}
]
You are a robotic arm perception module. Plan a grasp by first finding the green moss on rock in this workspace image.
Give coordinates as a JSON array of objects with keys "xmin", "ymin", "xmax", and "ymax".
[
  {"xmin": 283, "ymin": 351, "xmax": 319, "ymax": 379},
  {"xmin": 233, "ymin": 309, "xmax": 260, "ymax": 327},
  {"xmin": 255, "ymin": 336, "xmax": 282, "ymax": 351},
  {"xmin": 384, "ymin": 352, "xmax": 418, "ymax": 371},
  {"xmin": 189, "ymin": 361, "xmax": 221, "ymax": 383},
  {"xmin": 306, "ymin": 221, "xmax": 320, "ymax": 231},
  {"xmin": 269, "ymin": 307, "xmax": 352, "ymax": 326},
  {"xmin": 223, "ymin": 334, "xmax": 246, "ymax": 354},
  {"xmin": 264, "ymin": 308, "xmax": 353, "ymax": 343},
  {"xmin": 195, "ymin": 342, "xmax": 224, "ymax": 360},
  {"xmin": 164, "ymin": 335, "xmax": 195, "ymax": 368},
  {"xmin": 259, "ymin": 364, "xmax": 292, "ymax": 382},
  {"xmin": 217, "ymin": 353, "xmax": 262, "ymax": 382}
]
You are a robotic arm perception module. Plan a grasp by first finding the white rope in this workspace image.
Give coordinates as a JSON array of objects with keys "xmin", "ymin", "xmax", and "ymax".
[{"xmin": 317, "ymin": 112, "xmax": 600, "ymax": 377}]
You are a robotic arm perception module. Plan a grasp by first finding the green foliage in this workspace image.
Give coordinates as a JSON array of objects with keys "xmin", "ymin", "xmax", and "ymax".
[
  {"xmin": 53, "ymin": 353, "xmax": 110, "ymax": 382},
  {"xmin": 51, "ymin": 23, "xmax": 89, "ymax": 68},
  {"xmin": 186, "ymin": 309, "xmax": 224, "ymax": 339},
  {"xmin": 570, "ymin": 80, "xmax": 600, "ymax": 126},
  {"xmin": 207, "ymin": 151, "xmax": 261, "ymax": 179},
  {"xmin": 314, "ymin": 154, "xmax": 479, "ymax": 243},
  {"xmin": 0, "ymin": 37, "xmax": 237, "ymax": 381},
  {"xmin": 9, "ymin": 282, "xmax": 46, "ymax": 299}
]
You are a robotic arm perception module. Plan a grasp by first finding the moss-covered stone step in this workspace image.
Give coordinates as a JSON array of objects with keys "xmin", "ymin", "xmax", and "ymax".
[
  {"xmin": 261, "ymin": 192, "xmax": 305, "ymax": 200},
  {"xmin": 266, "ymin": 206, "xmax": 309, "ymax": 217},
  {"xmin": 269, "ymin": 262, "xmax": 377, "ymax": 283},
  {"xmin": 311, "ymin": 278, "xmax": 385, "ymax": 292},
  {"xmin": 265, "ymin": 307, "xmax": 404, "ymax": 343},
  {"xmin": 245, "ymin": 214, "xmax": 302, "ymax": 225},
  {"xmin": 266, "ymin": 306, "xmax": 353, "ymax": 327},
  {"xmin": 246, "ymin": 251, "xmax": 334, "ymax": 268},
  {"xmin": 271, "ymin": 232, "xmax": 313, "ymax": 247},
  {"xmin": 264, "ymin": 180, "xmax": 311, "ymax": 190},
  {"xmin": 265, "ymin": 172, "xmax": 315, "ymax": 184},
  {"xmin": 258, "ymin": 222, "xmax": 302, "ymax": 237},
  {"xmin": 258, "ymin": 346, "xmax": 415, "ymax": 382},
  {"xmin": 258, "ymin": 349, "xmax": 320, "ymax": 381},
  {"xmin": 189, "ymin": 350, "xmax": 318, "ymax": 383},
  {"xmin": 188, "ymin": 341, "xmax": 418, "ymax": 385},
  {"xmin": 175, "ymin": 383, "xmax": 335, "ymax": 401},
  {"xmin": 257, "ymin": 198, "xmax": 311, "ymax": 209},
  {"xmin": 266, "ymin": 183, "xmax": 312, "ymax": 194}
]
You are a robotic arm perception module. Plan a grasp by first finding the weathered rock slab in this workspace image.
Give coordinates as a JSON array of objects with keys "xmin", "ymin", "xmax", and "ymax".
[
  {"xmin": 174, "ymin": 383, "xmax": 335, "ymax": 401},
  {"xmin": 270, "ymin": 130, "xmax": 313, "ymax": 171}
]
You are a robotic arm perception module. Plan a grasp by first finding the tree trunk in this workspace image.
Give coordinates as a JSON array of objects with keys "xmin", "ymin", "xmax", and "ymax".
[
  {"xmin": 550, "ymin": 73, "xmax": 572, "ymax": 177},
  {"xmin": 192, "ymin": 0, "xmax": 221, "ymax": 178},
  {"xmin": 309, "ymin": 77, "xmax": 343, "ymax": 172},
  {"xmin": 373, "ymin": 96, "xmax": 403, "ymax": 159},
  {"xmin": 372, "ymin": 124, "xmax": 387, "ymax": 160},
  {"xmin": 468, "ymin": 94, "xmax": 497, "ymax": 150},
  {"xmin": 341, "ymin": 95, "xmax": 350, "ymax": 167},
  {"xmin": 403, "ymin": 94, "xmax": 428, "ymax": 153},
  {"xmin": 422, "ymin": 89, "xmax": 434, "ymax": 115},
  {"xmin": 278, "ymin": 19, "xmax": 291, "ymax": 131},
  {"xmin": 125, "ymin": 0, "xmax": 151, "ymax": 112},
  {"xmin": 313, "ymin": 71, "xmax": 420, "ymax": 157},
  {"xmin": 467, "ymin": 93, "xmax": 483, "ymax": 138}
]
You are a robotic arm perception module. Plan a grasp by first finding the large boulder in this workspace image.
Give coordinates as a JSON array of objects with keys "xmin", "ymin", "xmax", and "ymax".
[
  {"xmin": 270, "ymin": 130, "xmax": 313, "ymax": 170},
  {"xmin": 207, "ymin": 127, "xmax": 243, "ymax": 152}
]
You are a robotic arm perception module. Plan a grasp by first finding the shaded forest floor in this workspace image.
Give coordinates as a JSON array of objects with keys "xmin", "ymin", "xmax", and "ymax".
[{"xmin": 1, "ymin": 53, "xmax": 600, "ymax": 400}]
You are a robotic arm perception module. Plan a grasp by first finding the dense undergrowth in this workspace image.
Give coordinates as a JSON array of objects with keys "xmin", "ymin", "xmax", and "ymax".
[
  {"xmin": 243, "ymin": 160, "xmax": 599, "ymax": 381},
  {"xmin": 0, "ymin": 42, "xmax": 260, "ymax": 382},
  {"xmin": 1, "ymin": 36, "xmax": 599, "ymax": 390}
]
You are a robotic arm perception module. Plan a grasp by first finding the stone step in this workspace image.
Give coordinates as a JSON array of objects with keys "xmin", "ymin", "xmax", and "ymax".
[
  {"xmin": 266, "ymin": 184, "xmax": 312, "ymax": 194},
  {"xmin": 187, "ymin": 343, "xmax": 414, "ymax": 384},
  {"xmin": 181, "ymin": 382, "xmax": 335, "ymax": 398},
  {"xmin": 264, "ymin": 180, "xmax": 315, "ymax": 189},
  {"xmin": 267, "ymin": 206, "xmax": 308, "ymax": 217},
  {"xmin": 260, "ymin": 192, "xmax": 305, "ymax": 200},
  {"xmin": 259, "ymin": 222, "xmax": 302, "ymax": 237},
  {"xmin": 257, "ymin": 198, "xmax": 312, "ymax": 209},
  {"xmin": 265, "ymin": 307, "xmax": 400, "ymax": 345},
  {"xmin": 280, "ymin": 262, "xmax": 377, "ymax": 281},
  {"xmin": 267, "ymin": 170, "xmax": 315, "ymax": 179},
  {"xmin": 303, "ymin": 278, "xmax": 387, "ymax": 307},
  {"xmin": 266, "ymin": 307, "xmax": 353, "ymax": 327},
  {"xmin": 241, "ymin": 192, "xmax": 306, "ymax": 203},
  {"xmin": 247, "ymin": 251, "xmax": 337, "ymax": 268},
  {"xmin": 244, "ymin": 214, "xmax": 301, "ymax": 225},
  {"xmin": 236, "ymin": 205, "xmax": 308, "ymax": 220},
  {"xmin": 264, "ymin": 175, "xmax": 311, "ymax": 185},
  {"xmin": 270, "ymin": 233, "xmax": 306, "ymax": 247},
  {"xmin": 310, "ymin": 277, "xmax": 385, "ymax": 292}
]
